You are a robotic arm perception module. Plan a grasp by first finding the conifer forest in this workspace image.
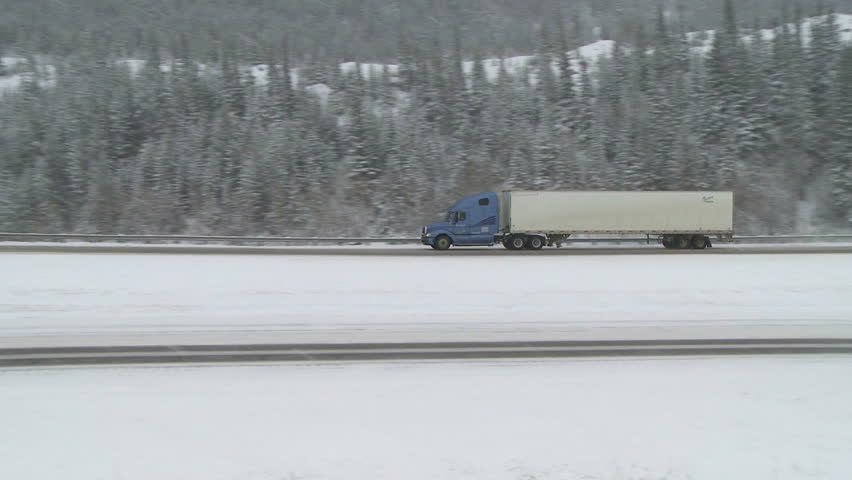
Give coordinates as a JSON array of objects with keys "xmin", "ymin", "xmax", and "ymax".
[{"xmin": 1, "ymin": 0, "xmax": 851, "ymax": 236}]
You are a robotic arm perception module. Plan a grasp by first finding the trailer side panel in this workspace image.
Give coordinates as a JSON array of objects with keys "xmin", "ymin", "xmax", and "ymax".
[{"xmin": 507, "ymin": 191, "xmax": 734, "ymax": 234}]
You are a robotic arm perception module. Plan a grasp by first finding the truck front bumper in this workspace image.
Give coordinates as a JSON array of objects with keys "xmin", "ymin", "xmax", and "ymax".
[{"xmin": 420, "ymin": 235, "xmax": 433, "ymax": 246}]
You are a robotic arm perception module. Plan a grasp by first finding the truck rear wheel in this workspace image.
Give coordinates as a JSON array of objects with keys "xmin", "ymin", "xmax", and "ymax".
[
  {"xmin": 526, "ymin": 236, "xmax": 544, "ymax": 250},
  {"xmin": 504, "ymin": 235, "xmax": 526, "ymax": 250},
  {"xmin": 433, "ymin": 235, "xmax": 452, "ymax": 251}
]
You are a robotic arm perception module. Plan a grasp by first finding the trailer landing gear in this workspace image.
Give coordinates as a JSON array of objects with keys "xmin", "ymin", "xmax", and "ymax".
[{"xmin": 546, "ymin": 234, "xmax": 569, "ymax": 248}]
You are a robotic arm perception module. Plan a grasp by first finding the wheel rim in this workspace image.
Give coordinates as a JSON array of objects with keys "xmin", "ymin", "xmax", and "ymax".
[
  {"xmin": 530, "ymin": 237, "xmax": 542, "ymax": 249},
  {"xmin": 512, "ymin": 237, "xmax": 525, "ymax": 249},
  {"xmin": 436, "ymin": 237, "xmax": 450, "ymax": 249}
]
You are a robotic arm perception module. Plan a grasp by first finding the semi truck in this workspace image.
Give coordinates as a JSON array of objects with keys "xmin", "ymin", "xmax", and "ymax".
[{"xmin": 420, "ymin": 190, "xmax": 734, "ymax": 250}]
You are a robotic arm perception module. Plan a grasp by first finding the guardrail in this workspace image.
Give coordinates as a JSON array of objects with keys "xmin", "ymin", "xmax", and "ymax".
[
  {"xmin": 732, "ymin": 234, "xmax": 852, "ymax": 241},
  {"xmin": 4, "ymin": 338, "xmax": 852, "ymax": 366},
  {"xmin": 0, "ymin": 232, "xmax": 419, "ymax": 243},
  {"xmin": 0, "ymin": 232, "xmax": 851, "ymax": 245}
]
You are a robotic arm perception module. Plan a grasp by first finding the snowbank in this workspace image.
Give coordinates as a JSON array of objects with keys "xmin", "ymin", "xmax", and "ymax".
[{"xmin": 1, "ymin": 356, "xmax": 851, "ymax": 480}]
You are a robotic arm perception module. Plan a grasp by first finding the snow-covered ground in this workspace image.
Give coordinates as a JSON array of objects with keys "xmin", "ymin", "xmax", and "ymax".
[
  {"xmin": 2, "ymin": 356, "xmax": 851, "ymax": 480},
  {"xmin": 3, "ymin": 251, "xmax": 850, "ymax": 478},
  {"xmin": 1, "ymin": 251, "xmax": 850, "ymax": 345}
]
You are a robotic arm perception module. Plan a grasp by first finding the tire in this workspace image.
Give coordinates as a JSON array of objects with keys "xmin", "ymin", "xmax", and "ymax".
[
  {"xmin": 691, "ymin": 235, "xmax": 709, "ymax": 250},
  {"xmin": 433, "ymin": 235, "xmax": 452, "ymax": 251},
  {"xmin": 526, "ymin": 236, "xmax": 545, "ymax": 250},
  {"xmin": 662, "ymin": 235, "xmax": 674, "ymax": 249},
  {"xmin": 509, "ymin": 235, "xmax": 527, "ymax": 250},
  {"xmin": 501, "ymin": 237, "xmax": 513, "ymax": 249},
  {"xmin": 673, "ymin": 235, "xmax": 691, "ymax": 250}
]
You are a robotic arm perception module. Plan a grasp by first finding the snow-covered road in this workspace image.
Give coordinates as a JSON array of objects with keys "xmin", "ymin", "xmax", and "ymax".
[
  {"xmin": 2, "ymin": 356, "xmax": 851, "ymax": 480},
  {"xmin": 3, "ymin": 252, "xmax": 851, "ymax": 479},
  {"xmin": 2, "ymin": 251, "xmax": 851, "ymax": 346}
]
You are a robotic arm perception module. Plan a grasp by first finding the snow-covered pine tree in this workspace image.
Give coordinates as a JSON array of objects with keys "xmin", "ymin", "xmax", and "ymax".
[{"xmin": 826, "ymin": 47, "xmax": 852, "ymax": 227}]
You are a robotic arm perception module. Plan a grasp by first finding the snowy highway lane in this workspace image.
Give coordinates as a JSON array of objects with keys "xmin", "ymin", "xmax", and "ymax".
[
  {"xmin": 2, "ymin": 356, "xmax": 852, "ymax": 480},
  {"xmin": 1, "ymin": 251, "xmax": 851, "ymax": 348}
]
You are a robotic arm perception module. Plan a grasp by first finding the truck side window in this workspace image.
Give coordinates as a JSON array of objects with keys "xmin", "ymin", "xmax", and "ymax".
[
  {"xmin": 479, "ymin": 198, "xmax": 489, "ymax": 206},
  {"xmin": 458, "ymin": 212, "xmax": 467, "ymax": 222}
]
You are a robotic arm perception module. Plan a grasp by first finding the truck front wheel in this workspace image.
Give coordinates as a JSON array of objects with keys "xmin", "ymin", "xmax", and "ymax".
[{"xmin": 433, "ymin": 235, "xmax": 452, "ymax": 251}]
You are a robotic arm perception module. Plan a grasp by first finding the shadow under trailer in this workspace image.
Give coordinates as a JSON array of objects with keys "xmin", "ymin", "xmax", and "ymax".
[{"xmin": 421, "ymin": 191, "xmax": 734, "ymax": 250}]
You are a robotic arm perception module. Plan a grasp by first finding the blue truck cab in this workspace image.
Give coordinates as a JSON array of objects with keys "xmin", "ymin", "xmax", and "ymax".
[{"xmin": 421, "ymin": 192, "xmax": 499, "ymax": 250}]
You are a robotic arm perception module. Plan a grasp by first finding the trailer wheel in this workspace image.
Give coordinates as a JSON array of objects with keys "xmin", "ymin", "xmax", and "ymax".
[
  {"xmin": 662, "ymin": 236, "xmax": 674, "ymax": 249},
  {"xmin": 691, "ymin": 235, "xmax": 709, "ymax": 250},
  {"xmin": 526, "ymin": 236, "xmax": 545, "ymax": 250},
  {"xmin": 674, "ymin": 235, "xmax": 691, "ymax": 249},
  {"xmin": 433, "ymin": 235, "xmax": 452, "ymax": 251}
]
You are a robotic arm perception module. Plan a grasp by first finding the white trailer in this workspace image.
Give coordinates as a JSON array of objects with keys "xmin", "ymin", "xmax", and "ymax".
[{"xmin": 499, "ymin": 190, "xmax": 734, "ymax": 249}]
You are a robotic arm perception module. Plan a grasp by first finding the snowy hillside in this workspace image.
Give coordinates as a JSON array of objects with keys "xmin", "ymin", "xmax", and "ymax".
[
  {"xmin": 3, "ymin": 14, "xmax": 849, "ymax": 98},
  {"xmin": 335, "ymin": 14, "xmax": 852, "ymax": 85},
  {"xmin": 334, "ymin": 38, "xmax": 617, "ymax": 84},
  {"xmin": 686, "ymin": 13, "xmax": 852, "ymax": 54},
  {"xmin": 0, "ymin": 56, "xmax": 55, "ymax": 95}
]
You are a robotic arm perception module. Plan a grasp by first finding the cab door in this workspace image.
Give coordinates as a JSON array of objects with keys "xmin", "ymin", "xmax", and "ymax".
[{"xmin": 449, "ymin": 210, "xmax": 476, "ymax": 245}]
